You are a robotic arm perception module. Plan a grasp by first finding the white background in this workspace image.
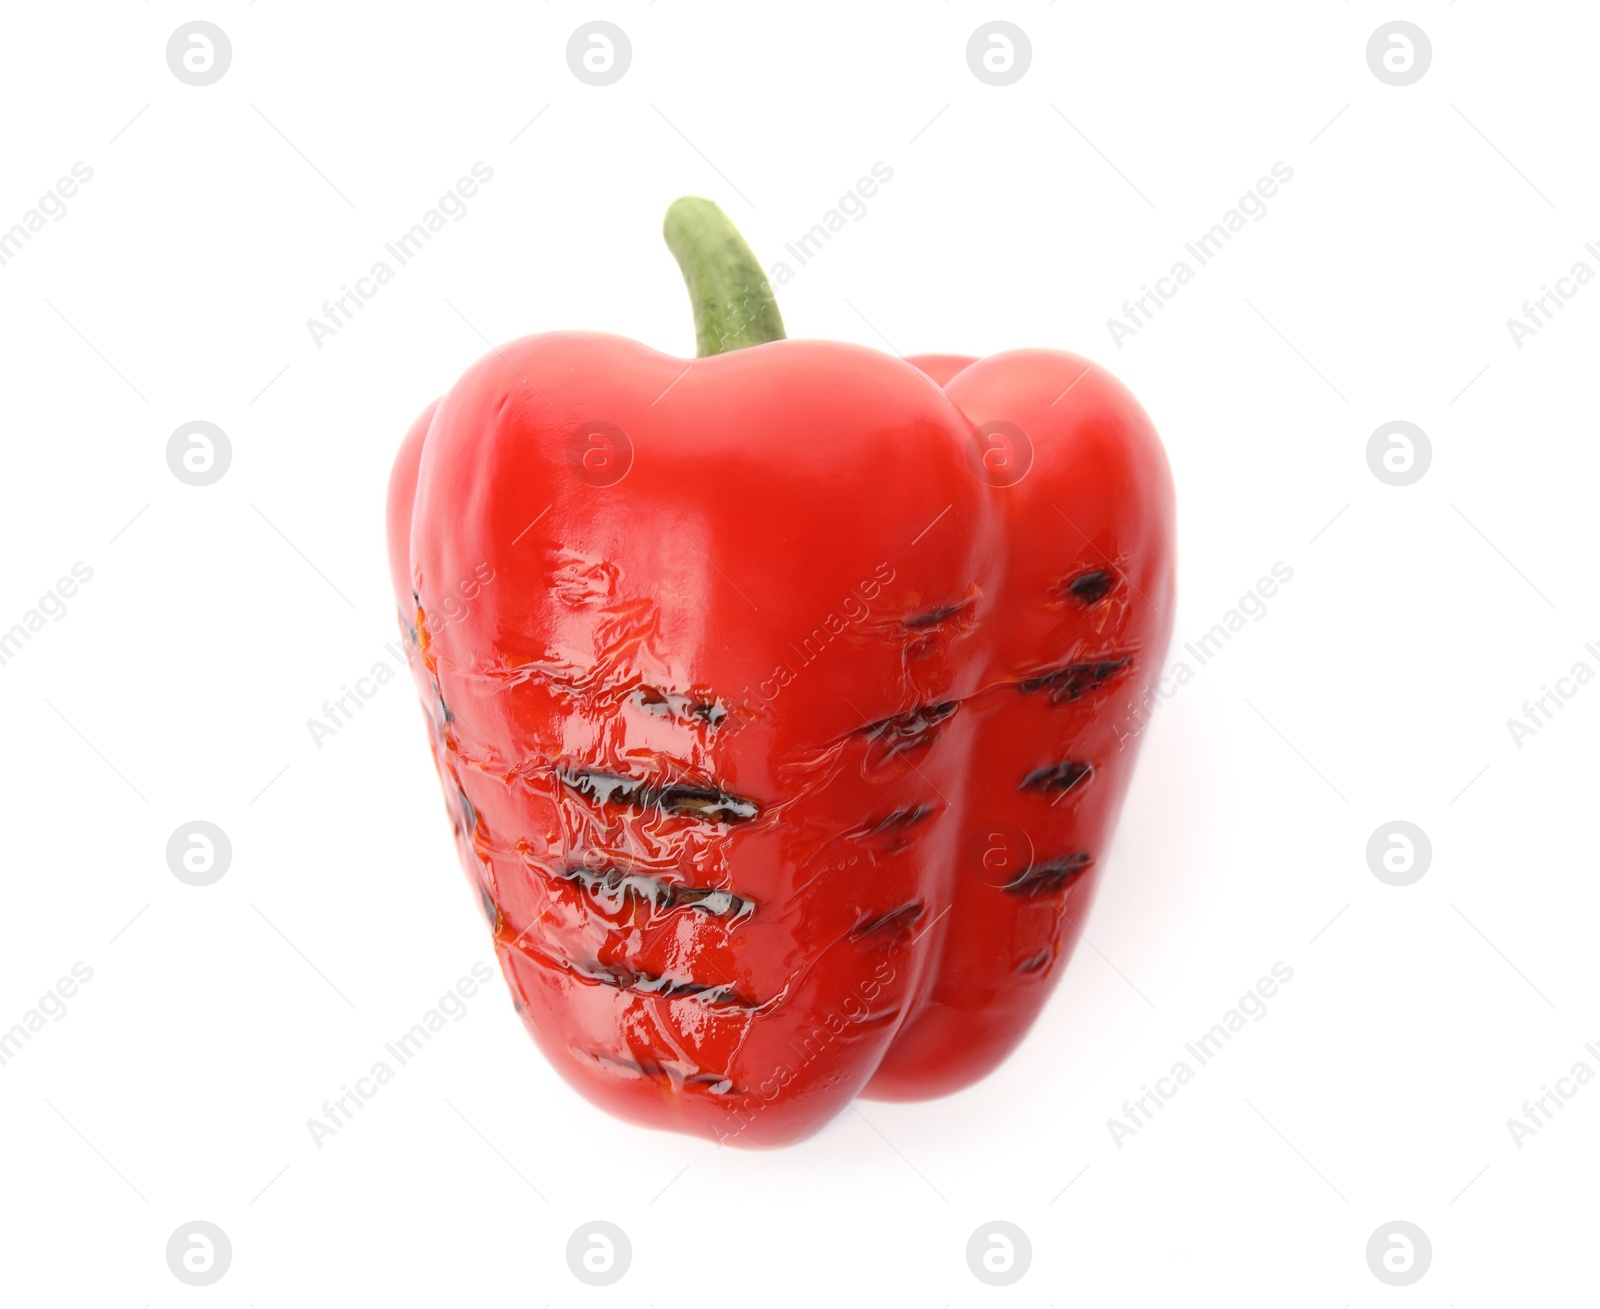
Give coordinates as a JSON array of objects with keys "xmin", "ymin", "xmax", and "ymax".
[{"xmin": 2, "ymin": 2, "xmax": 1596, "ymax": 1304}]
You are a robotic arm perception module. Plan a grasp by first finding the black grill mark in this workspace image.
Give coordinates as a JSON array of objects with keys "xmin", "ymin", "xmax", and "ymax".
[
  {"xmin": 1003, "ymin": 852, "xmax": 1093, "ymax": 897},
  {"xmin": 858, "ymin": 700, "xmax": 959, "ymax": 756},
  {"xmin": 850, "ymin": 901, "xmax": 925, "ymax": 941},
  {"xmin": 558, "ymin": 767, "xmax": 758, "ymax": 824},
  {"xmin": 1018, "ymin": 658, "xmax": 1132, "ymax": 704},
  {"xmin": 556, "ymin": 861, "xmax": 750, "ymax": 920},
  {"xmin": 685, "ymin": 1071, "xmax": 739, "ymax": 1095},
  {"xmin": 657, "ymin": 783, "xmax": 756, "ymax": 823},
  {"xmin": 904, "ymin": 600, "xmax": 970, "ymax": 630},
  {"xmin": 1064, "ymin": 569, "xmax": 1115, "ymax": 604},
  {"xmin": 1020, "ymin": 761, "xmax": 1094, "ymax": 796},
  {"xmin": 580, "ymin": 960, "xmax": 754, "ymax": 1008},
  {"xmin": 590, "ymin": 1052, "xmax": 744, "ymax": 1096},
  {"xmin": 867, "ymin": 804, "xmax": 936, "ymax": 835}
]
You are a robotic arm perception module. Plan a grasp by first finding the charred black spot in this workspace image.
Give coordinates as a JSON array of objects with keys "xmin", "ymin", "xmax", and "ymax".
[
  {"xmin": 556, "ymin": 861, "xmax": 750, "ymax": 919},
  {"xmin": 558, "ymin": 767, "xmax": 758, "ymax": 824},
  {"xmin": 1064, "ymin": 569, "xmax": 1115, "ymax": 604},
  {"xmin": 1003, "ymin": 852, "xmax": 1093, "ymax": 897},
  {"xmin": 859, "ymin": 700, "xmax": 959, "ymax": 756},
  {"xmin": 1020, "ymin": 760, "xmax": 1094, "ymax": 796},
  {"xmin": 1016, "ymin": 949, "xmax": 1053, "ymax": 974},
  {"xmin": 1019, "ymin": 658, "xmax": 1132, "ymax": 704},
  {"xmin": 850, "ymin": 901, "xmax": 925, "ymax": 941},
  {"xmin": 634, "ymin": 686, "xmax": 728, "ymax": 728}
]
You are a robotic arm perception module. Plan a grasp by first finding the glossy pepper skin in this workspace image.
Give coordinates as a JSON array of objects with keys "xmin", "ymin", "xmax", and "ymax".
[{"xmin": 386, "ymin": 200, "xmax": 1174, "ymax": 1147}]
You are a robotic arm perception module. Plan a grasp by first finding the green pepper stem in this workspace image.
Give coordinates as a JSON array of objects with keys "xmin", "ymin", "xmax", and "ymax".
[{"xmin": 663, "ymin": 197, "xmax": 786, "ymax": 357}]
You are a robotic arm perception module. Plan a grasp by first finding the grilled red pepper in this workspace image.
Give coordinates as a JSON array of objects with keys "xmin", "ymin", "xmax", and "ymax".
[{"xmin": 386, "ymin": 199, "xmax": 1175, "ymax": 1147}]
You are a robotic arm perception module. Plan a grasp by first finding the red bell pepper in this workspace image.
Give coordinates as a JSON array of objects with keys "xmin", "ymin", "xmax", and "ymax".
[{"xmin": 386, "ymin": 199, "xmax": 1175, "ymax": 1147}]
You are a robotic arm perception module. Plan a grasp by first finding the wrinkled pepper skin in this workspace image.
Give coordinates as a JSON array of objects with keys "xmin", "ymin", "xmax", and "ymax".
[{"xmin": 387, "ymin": 326, "xmax": 1174, "ymax": 1148}]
